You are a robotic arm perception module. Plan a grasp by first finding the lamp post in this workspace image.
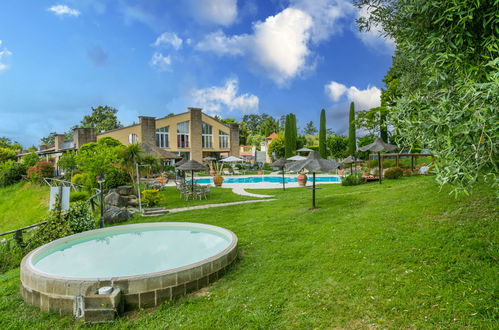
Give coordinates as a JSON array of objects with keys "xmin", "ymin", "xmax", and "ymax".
[{"xmin": 96, "ymin": 173, "xmax": 105, "ymax": 228}]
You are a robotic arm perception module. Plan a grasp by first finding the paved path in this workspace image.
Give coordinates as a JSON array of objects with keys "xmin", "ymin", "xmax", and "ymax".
[
  {"xmin": 167, "ymin": 198, "xmax": 277, "ymax": 214},
  {"xmin": 231, "ymin": 187, "xmax": 274, "ymax": 198}
]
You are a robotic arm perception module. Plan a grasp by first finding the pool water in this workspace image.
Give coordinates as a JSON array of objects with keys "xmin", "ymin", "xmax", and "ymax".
[
  {"xmin": 193, "ymin": 176, "xmax": 340, "ymax": 184},
  {"xmin": 32, "ymin": 226, "xmax": 231, "ymax": 278}
]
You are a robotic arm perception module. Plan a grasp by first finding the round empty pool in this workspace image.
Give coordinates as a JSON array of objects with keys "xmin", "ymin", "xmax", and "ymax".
[{"xmin": 20, "ymin": 222, "xmax": 238, "ymax": 315}]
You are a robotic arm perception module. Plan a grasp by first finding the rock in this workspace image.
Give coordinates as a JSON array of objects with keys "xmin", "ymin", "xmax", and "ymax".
[
  {"xmin": 127, "ymin": 199, "xmax": 139, "ymax": 207},
  {"xmin": 116, "ymin": 186, "xmax": 133, "ymax": 196},
  {"xmin": 104, "ymin": 206, "xmax": 132, "ymax": 224},
  {"xmin": 104, "ymin": 192, "xmax": 126, "ymax": 207}
]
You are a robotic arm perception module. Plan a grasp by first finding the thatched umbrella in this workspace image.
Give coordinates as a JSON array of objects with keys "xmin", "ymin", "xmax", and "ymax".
[
  {"xmin": 140, "ymin": 143, "xmax": 182, "ymax": 160},
  {"xmin": 358, "ymin": 137, "xmax": 397, "ymax": 184},
  {"xmin": 177, "ymin": 160, "xmax": 208, "ymax": 192},
  {"xmin": 341, "ymin": 156, "xmax": 364, "ymax": 174},
  {"xmin": 270, "ymin": 158, "xmax": 288, "ymax": 191},
  {"xmin": 286, "ymin": 151, "xmax": 336, "ymax": 208},
  {"xmin": 174, "ymin": 158, "xmax": 187, "ymax": 168},
  {"xmin": 297, "ymin": 147, "xmax": 313, "ymax": 153}
]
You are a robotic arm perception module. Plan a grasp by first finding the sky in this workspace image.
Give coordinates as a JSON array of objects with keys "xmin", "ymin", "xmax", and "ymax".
[{"xmin": 0, "ymin": 0, "xmax": 394, "ymax": 147}]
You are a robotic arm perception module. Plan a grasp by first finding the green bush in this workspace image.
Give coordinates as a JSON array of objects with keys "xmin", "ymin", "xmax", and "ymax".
[
  {"xmin": 384, "ymin": 167, "xmax": 404, "ymax": 179},
  {"xmin": 341, "ymin": 175, "xmax": 366, "ymax": 186},
  {"xmin": 101, "ymin": 164, "xmax": 130, "ymax": 189},
  {"xmin": 262, "ymin": 163, "xmax": 271, "ymax": 171},
  {"xmin": 70, "ymin": 191, "xmax": 89, "ymax": 202},
  {"xmin": 0, "ymin": 241, "xmax": 24, "ymax": 273},
  {"xmin": 142, "ymin": 189, "xmax": 161, "ymax": 207},
  {"xmin": 65, "ymin": 201, "xmax": 95, "ymax": 233},
  {"xmin": 21, "ymin": 152, "xmax": 40, "ymax": 168},
  {"xmin": 71, "ymin": 172, "xmax": 88, "ymax": 186},
  {"xmin": 24, "ymin": 210, "xmax": 72, "ymax": 252},
  {"xmin": 0, "ymin": 161, "xmax": 27, "ymax": 187}
]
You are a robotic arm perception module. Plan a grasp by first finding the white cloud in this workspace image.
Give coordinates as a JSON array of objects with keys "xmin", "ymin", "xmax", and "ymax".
[
  {"xmin": 325, "ymin": 81, "xmax": 381, "ymax": 111},
  {"xmin": 355, "ymin": 5, "xmax": 395, "ymax": 52},
  {"xmin": 196, "ymin": 8, "xmax": 314, "ymax": 86},
  {"xmin": 191, "ymin": 79, "xmax": 259, "ymax": 115},
  {"xmin": 290, "ymin": 0, "xmax": 355, "ymax": 43},
  {"xmin": 150, "ymin": 52, "xmax": 172, "ymax": 72},
  {"xmin": 0, "ymin": 40, "xmax": 12, "ymax": 72},
  {"xmin": 153, "ymin": 32, "xmax": 183, "ymax": 50},
  {"xmin": 48, "ymin": 5, "xmax": 80, "ymax": 17},
  {"xmin": 325, "ymin": 81, "xmax": 348, "ymax": 101},
  {"xmin": 196, "ymin": 30, "xmax": 248, "ymax": 56},
  {"xmin": 190, "ymin": 0, "xmax": 238, "ymax": 26}
]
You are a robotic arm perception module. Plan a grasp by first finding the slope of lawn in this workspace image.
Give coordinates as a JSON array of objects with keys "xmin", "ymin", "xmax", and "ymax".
[
  {"xmin": 0, "ymin": 182, "xmax": 49, "ymax": 233},
  {"xmin": 0, "ymin": 176, "xmax": 497, "ymax": 329}
]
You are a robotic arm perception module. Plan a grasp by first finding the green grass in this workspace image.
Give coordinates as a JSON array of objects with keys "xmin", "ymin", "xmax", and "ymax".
[
  {"xmin": 0, "ymin": 176, "xmax": 497, "ymax": 328},
  {"xmin": 0, "ymin": 182, "xmax": 49, "ymax": 233},
  {"xmin": 157, "ymin": 186, "xmax": 259, "ymax": 209}
]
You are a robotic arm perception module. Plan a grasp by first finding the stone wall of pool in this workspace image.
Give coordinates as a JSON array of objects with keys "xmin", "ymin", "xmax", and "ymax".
[{"xmin": 20, "ymin": 222, "xmax": 238, "ymax": 318}]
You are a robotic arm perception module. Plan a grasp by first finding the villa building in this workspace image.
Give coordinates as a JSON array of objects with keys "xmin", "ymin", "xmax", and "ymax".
[
  {"xmin": 20, "ymin": 107, "xmax": 240, "ymax": 166},
  {"xmin": 93, "ymin": 107, "xmax": 239, "ymax": 162}
]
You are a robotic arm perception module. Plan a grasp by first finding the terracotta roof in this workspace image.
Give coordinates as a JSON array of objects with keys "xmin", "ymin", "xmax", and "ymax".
[{"xmin": 266, "ymin": 133, "xmax": 279, "ymax": 140}]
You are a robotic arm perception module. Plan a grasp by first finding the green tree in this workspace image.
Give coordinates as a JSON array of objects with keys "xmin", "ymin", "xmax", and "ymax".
[
  {"xmin": 21, "ymin": 152, "xmax": 40, "ymax": 167},
  {"xmin": 326, "ymin": 134, "xmax": 349, "ymax": 159},
  {"xmin": 357, "ymin": 0, "xmax": 498, "ymax": 193},
  {"xmin": 268, "ymin": 135, "xmax": 285, "ymax": 160},
  {"xmin": 319, "ymin": 109, "xmax": 327, "ymax": 158},
  {"xmin": 259, "ymin": 117, "xmax": 279, "ymax": 137},
  {"xmin": 0, "ymin": 148, "xmax": 17, "ymax": 163},
  {"xmin": 303, "ymin": 121, "xmax": 317, "ymax": 135},
  {"xmin": 289, "ymin": 114, "xmax": 297, "ymax": 151},
  {"xmin": 348, "ymin": 102, "xmax": 356, "ymax": 155},
  {"xmin": 0, "ymin": 137, "xmax": 21, "ymax": 151},
  {"xmin": 80, "ymin": 106, "xmax": 123, "ymax": 133},
  {"xmin": 58, "ymin": 151, "xmax": 78, "ymax": 178}
]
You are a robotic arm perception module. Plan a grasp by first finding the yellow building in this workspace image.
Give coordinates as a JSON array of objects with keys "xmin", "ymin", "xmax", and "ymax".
[{"xmin": 94, "ymin": 107, "xmax": 240, "ymax": 162}]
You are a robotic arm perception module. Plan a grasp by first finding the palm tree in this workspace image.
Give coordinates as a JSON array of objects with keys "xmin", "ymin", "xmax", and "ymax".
[{"xmin": 120, "ymin": 143, "xmax": 143, "ymax": 187}]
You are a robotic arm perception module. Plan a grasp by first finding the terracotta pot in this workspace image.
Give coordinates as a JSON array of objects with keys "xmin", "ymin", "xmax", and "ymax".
[
  {"xmin": 297, "ymin": 173, "xmax": 308, "ymax": 187},
  {"xmin": 209, "ymin": 169, "xmax": 216, "ymax": 176},
  {"xmin": 257, "ymin": 170, "xmax": 263, "ymax": 175},
  {"xmin": 213, "ymin": 174, "xmax": 223, "ymax": 187}
]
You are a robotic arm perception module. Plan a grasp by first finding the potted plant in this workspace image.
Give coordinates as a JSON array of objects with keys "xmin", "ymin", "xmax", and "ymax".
[
  {"xmin": 212, "ymin": 162, "xmax": 224, "ymax": 187},
  {"xmin": 297, "ymin": 170, "xmax": 308, "ymax": 187},
  {"xmin": 209, "ymin": 161, "xmax": 216, "ymax": 176}
]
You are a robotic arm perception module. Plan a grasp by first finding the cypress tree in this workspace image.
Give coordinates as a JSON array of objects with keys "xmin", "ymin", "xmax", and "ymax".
[
  {"xmin": 319, "ymin": 109, "xmax": 327, "ymax": 158},
  {"xmin": 290, "ymin": 113, "xmax": 297, "ymax": 152},
  {"xmin": 380, "ymin": 107, "xmax": 388, "ymax": 142},
  {"xmin": 284, "ymin": 114, "xmax": 292, "ymax": 158},
  {"xmin": 348, "ymin": 102, "xmax": 356, "ymax": 155}
]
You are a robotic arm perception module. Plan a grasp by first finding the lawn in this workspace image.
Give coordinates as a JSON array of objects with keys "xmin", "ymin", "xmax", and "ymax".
[
  {"xmin": 0, "ymin": 176, "xmax": 497, "ymax": 328},
  {"xmin": 0, "ymin": 182, "xmax": 49, "ymax": 233},
  {"xmin": 158, "ymin": 186, "xmax": 260, "ymax": 209}
]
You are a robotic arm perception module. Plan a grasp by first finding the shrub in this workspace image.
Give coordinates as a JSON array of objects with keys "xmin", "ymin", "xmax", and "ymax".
[
  {"xmin": 24, "ymin": 210, "xmax": 72, "ymax": 251},
  {"xmin": 102, "ymin": 164, "xmax": 130, "ymax": 189},
  {"xmin": 66, "ymin": 201, "xmax": 95, "ymax": 233},
  {"xmin": 70, "ymin": 191, "xmax": 89, "ymax": 202},
  {"xmin": 0, "ymin": 161, "xmax": 27, "ymax": 187},
  {"xmin": 0, "ymin": 241, "xmax": 24, "ymax": 273},
  {"xmin": 142, "ymin": 189, "xmax": 161, "ymax": 207},
  {"xmin": 341, "ymin": 175, "xmax": 366, "ymax": 186},
  {"xmin": 262, "ymin": 163, "xmax": 271, "ymax": 171},
  {"xmin": 71, "ymin": 172, "xmax": 88, "ymax": 186},
  {"xmin": 21, "ymin": 152, "xmax": 40, "ymax": 167},
  {"xmin": 384, "ymin": 167, "xmax": 404, "ymax": 179},
  {"xmin": 27, "ymin": 161, "xmax": 54, "ymax": 181}
]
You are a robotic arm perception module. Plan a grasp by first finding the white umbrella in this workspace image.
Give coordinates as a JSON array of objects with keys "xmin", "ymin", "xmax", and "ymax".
[
  {"xmin": 220, "ymin": 156, "xmax": 244, "ymax": 162},
  {"xmin": 287, "ymin": 155, "xmax": 307, "ymax": 161}
]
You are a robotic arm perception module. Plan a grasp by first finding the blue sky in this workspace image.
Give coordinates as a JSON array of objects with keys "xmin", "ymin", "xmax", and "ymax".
[{"xmin": 0, "ymin": 0, "xmax": 394, "ymax": 147}]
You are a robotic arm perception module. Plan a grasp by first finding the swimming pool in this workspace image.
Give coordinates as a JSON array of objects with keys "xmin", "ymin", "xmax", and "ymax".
[{"xmin": 193, "ymin": 175, "xmax": 341, "ymax": 184}]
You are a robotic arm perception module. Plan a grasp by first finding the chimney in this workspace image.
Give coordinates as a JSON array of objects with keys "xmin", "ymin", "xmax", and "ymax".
[
  {"xmin": 73, "ymin": 127, "xmax": 96, "ymax": 149},
  {"xmin": 229, "ymin": 123, "xmax": 240, "ymax": 157},
  {"xmin": 54, "ymin": 134, "xmax": 65, "ymax": 150},
  {"xmin": 139, "ymin": 116, "xmax": 156, "ymax": 145}
]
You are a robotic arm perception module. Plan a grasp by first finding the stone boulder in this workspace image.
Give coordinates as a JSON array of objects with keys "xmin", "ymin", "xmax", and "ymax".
[
  {"xmin": 116, "ymin": 186, "xmax": 133, "ymax": 196},
  {"xmin": 104, "ymin": 192, "xmax": 126, "ymax": 207},
  {"xmin": 103, "ymin": 206, "xmax": 132, "ymax": 224}
]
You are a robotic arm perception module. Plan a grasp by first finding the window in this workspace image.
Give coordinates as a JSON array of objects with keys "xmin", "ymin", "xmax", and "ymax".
[
  {"xmin": 177, "ymin": 121, "xmax": 189, "ymax": 148},
  {"xmin": 202, "ymin": 122, "xmax": 213, "ymax": 148},
  {"xmin": 128, "ymin": 133, "xmax": 138, "ymax": 144},
  {"xmin": 219, "ymin": 130, "xmax": 229, "ymax": 149},
  {"xmin": 156, "ymin": 126, "xmax": 169, "ymax": 148}
]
